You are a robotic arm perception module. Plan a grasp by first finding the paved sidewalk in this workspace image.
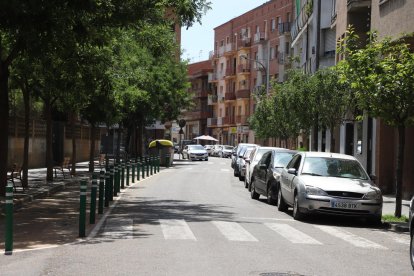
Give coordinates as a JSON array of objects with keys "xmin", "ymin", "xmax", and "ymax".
[{"xmin": 0, "ymin": 160, "xmax": 411, "ymax": 254}]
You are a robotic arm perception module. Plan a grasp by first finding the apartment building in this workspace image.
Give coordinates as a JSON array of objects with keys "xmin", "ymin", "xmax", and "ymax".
[
  {"xmin": 208, "ymin": 0, "xmax": 294, "ymax": 145},
  {"xmin": 182, "ymin": 60, "xmax": 213, "ymax": 140}
]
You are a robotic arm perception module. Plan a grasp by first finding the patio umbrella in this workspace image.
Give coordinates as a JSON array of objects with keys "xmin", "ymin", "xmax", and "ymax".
[{"xmin": 193, "ymin": 135, "xmax": 218, "ymax": 141}]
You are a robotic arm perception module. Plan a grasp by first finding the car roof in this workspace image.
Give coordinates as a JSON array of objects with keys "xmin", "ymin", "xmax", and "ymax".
[{"xmin": 301, "ymin": 151, "xmax": 356, "ymax": 160}]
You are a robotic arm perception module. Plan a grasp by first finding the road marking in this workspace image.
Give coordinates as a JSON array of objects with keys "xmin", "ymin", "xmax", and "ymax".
[
  {"xmin": 265, "ymin": 223, "xmax": 322, "ymax": 244},
  {"xmin": 159, "ymin": 219, "xmax": 196, "ymax": 240},
  {"xmin": 101, "ymin": 218, "xmax": 133, "ymax": 239},
  {"xmin": 220, "ymin": 169, "xmax": 230, "ymax": 172},
  {"xmin": 212, "ymin": 221, "xmax": 258, "ymax": 241},
  {"xmin": 315, "ymin": 225, "xmax": 387, "ymax": 249},
  {"xmin": 240, "ymin": 217, "xmax": 293, "ymax": 221},
  {"xmin": 377, "ymin": 231, "xmax": 410, "ymax": 245}
]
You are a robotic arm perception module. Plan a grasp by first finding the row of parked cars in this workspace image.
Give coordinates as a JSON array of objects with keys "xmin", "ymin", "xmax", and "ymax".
[
  {"xmin": 231, "ymin": 143, "xmax": 383, "ymax": 225},
  {"xmin": 204, "ymin": 145, "xmax": 234, "ymax": 158}
]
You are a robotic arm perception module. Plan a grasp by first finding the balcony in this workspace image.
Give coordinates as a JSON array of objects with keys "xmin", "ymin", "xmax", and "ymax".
[
  {"xmin": 223, "ymin": 116, "xmax": 235, "ymax": 125},
  {"xmin": 208, "ymin": 95, "xmax": 218, "ymax": 105},
  {"xmin": 218, "ymin": 46, "xmax": 225, "ymax": 57},
  {"xmin": 224, "ymin": 91, "xmax": 236, "ymax": 101},
  {"xmin": 235, "ymin": 115, "xmax": 248, "ymax": 124},
  {"xmin": 208, "ymin": 72, "xmax": 219, "ymax": 82},
  {"xmin": 236, "ymin": 89, "xmax": 250, "ymax": 99},
  {"xmin": 217, "ymin": 117, "xmax": 223, "ymax": 126},
  {"xmin": 278, "ymin": 22, "xmax": 291, "ymax": 34},
  {"xmin": 225, "ymin": 43, "xmax": 236, "ymax": 55},
  {"xmin": 291, "ymin": 0, "xmax": 313, "ymax": 43},
  {"xmin": 193, "ymin": 89, "xmax": 209, "ymax": 98},
  {"xmin": 237, "ymin": 64, "xmax": 251, "ymax": 74},
  {"xmin": 237, "ymin": 38, "xmax": 252, "ymax": 49},
  {"xmin": 253, "ymin": 32, "xmax": 266, "ymax": 43},
  {"xmin": 207, "ymin": 118, "xmax": 217, "ymax": 127},
  {"xmin": 225, "ymin": 67, "xmax": 236, "ymax": 77},
  {"xmin": 278, "ymin": 52, "xmax": 289, "ymax": 65},
  {"xmin": 347, "ymin": 0, "xmax": 371, "ymax": 12}
]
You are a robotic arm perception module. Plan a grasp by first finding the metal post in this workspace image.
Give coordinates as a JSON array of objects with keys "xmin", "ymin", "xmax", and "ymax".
[
  {"xmin": 146, "ymin": 157, "xmax": 149, "ymax": 177},
  {"xmin": 131, "ymin": 161, "xmax": 135, "ymax": 184},
  {"xmin": 5, "ymin": 181, "xmax": 13, "ymax": 255},
  {"xmin": 109, "ymin": 165, "xmax": 114, "ymax": 201},
  {"xmin": 121, "ymin": 162, "xmax": 125, "ymax": 189},
  {"xmin": 150, "ymin": 156, "xmax": 153, "ymax": 175},
  {"xmin": 90, "ymin": 174, "xmax": 97, "ymax": 224},
  {"xmin": 104, "ymin": 171, "xmax": 110, "ymax": 207},
  {"xmin": 157, "ymin": 156, "xmax": 160, "ymax": 173},
  {"xmin": 114, "ymin": 165, "xmax": 118, "ymax": 196},
  {"xmin": 126, "ymin": 162, "xmax": 130, "ymax": 186},
  {"xmin": 79, "ymin": 179, "xmax": 87, "ymax": 237},
  {"xmin": 137, "ymin": 162, "xmax": 141, "ymax": 181},
  {"xmin": 99, "ymin": 170, "xmax": 105, "ymax": 213}
]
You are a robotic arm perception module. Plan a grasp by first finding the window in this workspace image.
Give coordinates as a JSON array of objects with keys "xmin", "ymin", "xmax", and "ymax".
[
  {"xmin": 285, "ymin": 42, "xmax": 290, "ymax": 54},
  {"xmin": 275, "ymin": 45, "xmax": 279, "ymax": 57},
  {"xmin": 238, "ymin": 106, "xmax": 242, "ymax": 115},
  {"xmin": 256, "ymin": 25, "xmax": 260, "ymax": 33},
  {"xmin": 220, "ymin": 40, "xmax": 224, "ymax": 47},
  {"xmin": 226, "ymin": 36, "xmax": 230, "ymax": 44},
  {"xmin": 271, "ymin": 19, "xmax": 276, "ymax": 32},
  {"xmin": 270, "ymin": 47, "xmax": 275, "ymax": 60},
  {"xmin": 287, "ymin": 12, "xmax": 291, "ymax": 22}
]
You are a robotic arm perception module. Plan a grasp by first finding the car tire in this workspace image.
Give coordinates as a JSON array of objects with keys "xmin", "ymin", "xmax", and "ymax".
[
  {"xmin": 244, "ymin": 177, "xmax": 248, "ymax": 189},
  {"xmin": 234, "ymin": 168, "xmax": 239, "ymax": 177},
  {"xmin": 293, "ymin": 194, "xmax": 304, "ymax": 220},
  {"xmin": 205, "ymin": 158, "xmax": 208, "ymax": 161},
  {"xmin": 411, "ymin": 232, "xmax": 414, "ymax": 270},
  {"xmin": 250, "ymin": 181, "xmax": 260, "ymax": 200},
  {"xmin": 219, "ymin": 152, "xmax": 223, "ymax": 158},
  {"xmin": 238, "ymin": 174, "xmax": 244, "ymax": 182},
  {"xmin": 267, "ymin": 185, "xmax": 277, "ymax": 205},
  {"xmin": 277, "ymin": 186, "xmax": 288, "ymax": 212},
  {"xmin": 367, "ymin": 215, "xmax": 382, "ymax": 226}
]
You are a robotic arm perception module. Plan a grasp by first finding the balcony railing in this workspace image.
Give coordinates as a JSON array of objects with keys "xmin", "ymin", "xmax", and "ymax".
[
  {"xmin": 224, "ymin": 91, "xmax": 236, "ymax": 101},
  {"xmin": 207, "ymin": 118, "xmax": 217, "ymax": 127},
  {"xmin": 193, "ymin": 89, "xmax": 209, "ymax": 98},
  {"xmin": 225, "ymin": 67, "xmax": 236, "ymax": 77},
  {"xmin": 253, "ymin": 32, "xmax": 266, "ymax": 43},
  {"xmin": 208, "ymin": 72, "xmax": 219, "ymax": 82},
  {"xmin": 225, "ymin": 43, "xmax": 235, "ymax": 53},
  {"xmin": 235, "ymin": 89, "xmax": 250, "ymax": 99},
  {"xmin": 235, "ymin": 115, "xmax": 248, "ymax": 124},
  {"xmin": 237, "ymin": 38, "xmax": 251, "ymax": 49},
  {"xmin": 217, "ymin": 117, "xmax": 223, "ymax": 126},
  {"xmin": 291, "ymin": 0, "xmax": 313, "ymax": 42},
  {"xmin": 223, "ymin": 116, "xmax": 235, "ymax": 125},
  {"xmin": 278, "ymin": 22, "xmax": 291, "ymax": 34},
  {"xmin": 347, "ymin": 0, "xmax": 371, "ymax": 12},
  {"xmin": 237, "ymin": 64, "xmax": 250, "ymax": 73}
]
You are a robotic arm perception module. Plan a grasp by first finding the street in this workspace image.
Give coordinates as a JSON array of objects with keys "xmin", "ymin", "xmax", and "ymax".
[{"xmin": 1, "ymin": 157, "xmax": 412, "ymax": 275}]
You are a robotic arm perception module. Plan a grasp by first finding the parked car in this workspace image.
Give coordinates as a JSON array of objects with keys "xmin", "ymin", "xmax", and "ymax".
[
  {"xmin": 182, "ymin": 144, "xmax": 209, "ymax": 161},
  {"xmin": 221, "ymin": 145, "xmax": 234, "ymax": 158},
  {"xmin": 278, "ymin": 152, "xmax": 382, "ymax": 223},
  {"xmin": 231, "ymin": 146, "xmax": 238, "ymax": 168},
  {"xmin": 409, "ymin": 196, "xmax": 414, "ymax": 269},
  {"xmin": 211, "ymin": 144, "xmax": 223, "ymax": 157},
  {"xmin": 238, "ymin": 147, "xmax": 256, "ymax": 181},
  {"xmin": 245, "ymin": 146, "xmax": 282, "ymax": 190},
  {"xmin": 204, "ymin": 145, "xmax": 214, "ymax": 156},
  {"xmin": 250, "ymin": 149, "xmax": 297, "ymax": 205},
  {"xmin": 233, "ymin": 144, "xmax": 257, "ymax": 177}
]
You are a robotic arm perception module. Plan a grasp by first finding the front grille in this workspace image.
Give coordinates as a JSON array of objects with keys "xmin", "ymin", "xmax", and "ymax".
[
  {"xmin": 326, "ymin": 191, "xmax": 364, "ymax": 199},
  {"xmin": 318, "ymin": 207, "xmax": 370, "ymax": 215}
]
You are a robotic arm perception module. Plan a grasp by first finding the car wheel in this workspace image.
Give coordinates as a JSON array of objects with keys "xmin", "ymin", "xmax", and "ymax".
[
  {"xmin": 293, "ymin": 194, "xmax": 304, "ymax": 220},
  {"xmin": 205, "ymin": 158, "xmax": 208, "ymax": 161},
  {"xmin": 250, "ymin": 181, "xmax": 260, "ymax": 200},
  {"xmin": 367, "ymin": 215, "xmax": 382, "ymax": 226},
  {"xmin": 411, "ymin": 232, "xmax": 414, "ymax": 270},
  {"xmin": 234, "ymin": 168, "xmax": 239, "ymax": 177},
  {"xmin": 238, "ymin": 174, "xmax": 244, "ymax": 182},
  {"xmin": 219, "ymin": 152, "xmax": 223, "ymax": 158},
  {"xmin": 267, "ymin": 185, "xmax": 277, "ymax": 205},
  {"xmin": 244, "ymin": 177, "xmax": 248, "ymax": 189},
  {"xmin": 277, "ymin": 186, "xmax": 288, "ymax": 212}
]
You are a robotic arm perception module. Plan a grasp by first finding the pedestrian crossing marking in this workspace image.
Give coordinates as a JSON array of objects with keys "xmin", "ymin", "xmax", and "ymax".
[
  {"xmin": 102, "ymin": 218, "xmax": 133, "ymax": 239},
  {"xmin": 212, "ymin": 221, "xmax": 258, "ymax": 241},
  {"xmin": 265, "ymin": 223, "xmax": 322, "ymax": 245},
  {"xmin": 315, "ymin": 225, "xmax": 387, "ymax": 249},
  {"xmin": 159, "ymin": 219, "xmax": 196, "ymax": 240}
]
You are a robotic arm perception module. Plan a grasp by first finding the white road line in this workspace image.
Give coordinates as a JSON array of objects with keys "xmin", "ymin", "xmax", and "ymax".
[
  {"xmin": 315, "ymin": 225, "xmax": 387, "ymax": 249},
  {"xmin": 240, "ymin": 217, "xmax": 293, "ymax": 221},
  {"xmin": 101, "ymin": 218, "xmax": 133, "ymax": 239},
  {"xmin": 377, "ymin": 231, "xmax": 410, "ymax": 245},
  {"xmin": 220, "ymin": 169, "xmax": 230, "ymax": 172},
  {"xmin": 159, "ymin": 219, "xmax": 196, "ymax": 240},
  {"xmin": 265, "ymin": 223, "xmax": 322, "ymax": 245},
  {"xmin": 212, "ymin": 221, "xmax": 258, "ymax": 241}
]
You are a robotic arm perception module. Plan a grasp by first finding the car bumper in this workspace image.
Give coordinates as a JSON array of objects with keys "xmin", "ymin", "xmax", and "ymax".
[
  {"xmin": 190, "ymin": 154, "xmax": 208, "ymax": 160},
  {"xmin": 297, "ymin": 193, "xmax": 383, "ymax": 217}
]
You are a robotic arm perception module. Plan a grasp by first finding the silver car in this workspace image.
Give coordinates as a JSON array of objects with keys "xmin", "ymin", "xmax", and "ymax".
[
  {"xmin": 278, "ymin": 152, "xmax": 382, "ymax": 223},
  {"xmin": 182, "ymin": 144, "xmax": 209, "ymax": 161}
]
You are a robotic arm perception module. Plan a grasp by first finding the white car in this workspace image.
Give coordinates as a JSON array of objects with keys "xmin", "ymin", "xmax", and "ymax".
[
  {"xmin": 182, "ymin": 144, "xmax": 209, "ymax": 161},
  {"xmin": 204, "ymin": 145, "xmax": 214, "ymax": 156}
]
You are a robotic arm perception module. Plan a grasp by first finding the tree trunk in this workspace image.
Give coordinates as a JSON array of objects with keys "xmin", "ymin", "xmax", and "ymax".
[
  {"xmin": 89, "ymin": 123, "xmax": 96, "ymax": 172},
  {"xmin": 70, "ymin": 113, "xmax": 77, "ymax": 176},
  {"xmin": 22, "ymin": 82, "xmax": 30, "ymax": 188},
  {"xmin": 330, "ymin": 125, "xmax": 335, "ymax": 153},
  {"xmin": 0, "ymin": 62, "xmax": 9, "ymax": 196},
  {"xmin": 394, "ymin": 125, "xmax": 406, "ymax": 218},
  {"xmin": 45, "ymin": 99, "xmax": 54, "ymax": 181}
]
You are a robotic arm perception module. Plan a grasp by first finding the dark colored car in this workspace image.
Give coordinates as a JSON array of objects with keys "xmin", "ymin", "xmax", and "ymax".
[
  {"xmin": 410, "ymin": 196, "xmax": 414, "ymax": 269},
  {"xmin": 250, "ymin": 149, "xmax": 297, "ymax": 205}
]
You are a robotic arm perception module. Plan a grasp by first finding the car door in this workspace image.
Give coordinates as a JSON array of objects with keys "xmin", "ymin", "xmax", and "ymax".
[
  {"xmin": 255, "ymin": 152, "xmax": 270, "ymax": 194},
  {"xmin": 281, "ymin": 154, "xmax": 301, "ymax": 205}
]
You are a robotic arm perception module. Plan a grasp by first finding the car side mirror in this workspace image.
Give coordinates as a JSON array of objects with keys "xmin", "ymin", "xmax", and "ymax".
[
  {"xmin": 287, "ymin": 168, "xmax": 297, "ymax": 175},
  {"xmin": 259, "ymin": 164, "xmax": 267, "ymax": 169},
  {"xmin": 370, "ymin": 174, "xmax": 377, "ymax": 182}
]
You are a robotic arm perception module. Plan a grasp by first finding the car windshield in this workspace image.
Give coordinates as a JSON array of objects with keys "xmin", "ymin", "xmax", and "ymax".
[
  {"xmin": 189, "ymin": 145, "xmax": 205, "ymax": 150},
  {"xmin": 254, "ymin": 148, "xmax": 271, "ymax": 162},
  {"xmin": 273, "ymin": 152, "xmax": 296, "ymax": 168},
  {"xmin": 301, "ymin": 157, "xmax": 369, "ymax": 180},
  {"xmin": 224, "ymin": 146, "xmax": 233, "ymax": 150}
]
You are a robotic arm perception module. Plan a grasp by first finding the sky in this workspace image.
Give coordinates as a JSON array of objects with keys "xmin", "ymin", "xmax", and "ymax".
[{"xmin": 181, "ymin": 0, "xmax": 269, "ymax": 63}]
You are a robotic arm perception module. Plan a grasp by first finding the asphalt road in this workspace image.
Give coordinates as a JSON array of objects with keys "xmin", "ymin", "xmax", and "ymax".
[{"xmin": 1, "ymin": 157, "xmax": 412, "ymax": 275}]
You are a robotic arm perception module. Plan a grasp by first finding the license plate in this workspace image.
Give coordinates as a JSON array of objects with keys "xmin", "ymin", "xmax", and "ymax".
[{"xmin": 330, "ymin": 200, "xmax": 359, "ymax": 209}]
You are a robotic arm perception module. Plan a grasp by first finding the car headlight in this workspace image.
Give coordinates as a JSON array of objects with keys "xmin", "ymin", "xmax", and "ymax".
[
  {"xmin": 305, "ymin": 186, "xmax": 328, "ymax": 196},
  {"xmin": 273, "ymin": 172, "xmax": 281, "ymax": 181},
  {"xmin": 363, "ymin": 189, "xmax": 382, "ymax": 200}
]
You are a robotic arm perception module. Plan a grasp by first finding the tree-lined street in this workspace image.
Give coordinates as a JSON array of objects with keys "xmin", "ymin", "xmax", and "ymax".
[{"xmin": 1, "ymin": 157, "xmax": 411, "ymax": 275}]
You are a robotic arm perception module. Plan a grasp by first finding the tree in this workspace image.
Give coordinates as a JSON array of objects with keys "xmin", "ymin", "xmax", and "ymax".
[{"xmin": 338, "ymin": 29, "xmax": 414, "ymax": 217}]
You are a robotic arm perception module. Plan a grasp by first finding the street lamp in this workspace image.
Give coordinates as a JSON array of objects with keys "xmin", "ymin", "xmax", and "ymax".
[{"xmin": 240, "ymin": 54, "xmax": 269, "ymax": 94}]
